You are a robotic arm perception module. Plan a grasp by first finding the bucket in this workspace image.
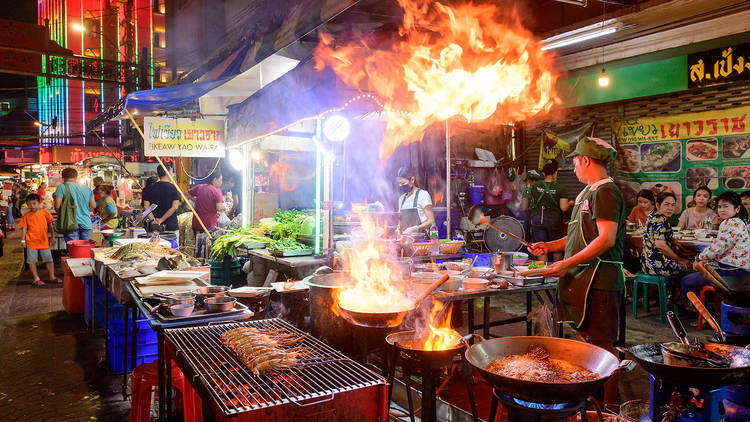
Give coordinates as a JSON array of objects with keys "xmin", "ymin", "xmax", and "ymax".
[{"xmin": 67, "ymin": 240, "xmax": 96, "ymax": 258}]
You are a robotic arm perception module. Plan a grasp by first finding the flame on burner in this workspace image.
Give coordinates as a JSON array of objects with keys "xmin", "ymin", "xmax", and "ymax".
[
  {"xmin": 423, "ymin": 301, "xmax": 461, "ymax": 351},
  {"xmin": 337, "ymin": 215, "xmax": 413, "ymax": 313},
  {"xmin": 314, "ymin": 0, "xmax": 559, "ymax": 160}
]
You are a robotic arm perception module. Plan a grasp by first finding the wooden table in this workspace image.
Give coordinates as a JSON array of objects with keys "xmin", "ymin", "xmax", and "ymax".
[{"xmin": 434, "ymin": 280, "xmax": 562, "ymax": 340}]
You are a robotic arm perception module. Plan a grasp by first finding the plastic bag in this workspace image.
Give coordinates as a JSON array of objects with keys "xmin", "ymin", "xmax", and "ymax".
[{"xmin": 527, "ymin": 304, "xmax": 555, "ymax": 337}]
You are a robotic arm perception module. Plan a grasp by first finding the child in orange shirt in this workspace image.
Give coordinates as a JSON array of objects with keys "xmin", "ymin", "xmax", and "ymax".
[{"xmin": 19, "ymin": 193, "xmax": 58, "ymax": 286}]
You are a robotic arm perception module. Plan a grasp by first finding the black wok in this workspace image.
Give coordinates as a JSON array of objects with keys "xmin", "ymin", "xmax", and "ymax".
[
  {"xmin": 338, "ymin": 274, "xmax": 449, "ymax": 328},
  {"xmin": 618, "ymin": 343, "xmax": 750, "ymax": 389},
  {"xmin": 465, "ymin": 336, "xmax": 634, "ymax": 404}
]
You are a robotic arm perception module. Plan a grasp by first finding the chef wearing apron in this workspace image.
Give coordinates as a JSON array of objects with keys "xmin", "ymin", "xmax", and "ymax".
[
  {"xmin": 396, "ymin": 167, "xmax": 435, "ymax": 236},
  {"xmin": 529, "ymin": 137, "xmax": 626, "ymax": 406}
]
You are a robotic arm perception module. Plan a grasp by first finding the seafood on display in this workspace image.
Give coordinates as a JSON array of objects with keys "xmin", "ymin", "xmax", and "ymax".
[
  {"xmin": 105, "ymin": 242, "xmax": 176, "ymax": 261},
  {"xmin": 220, "ymin": 327, "xmax": 306, "ymax": 375}
]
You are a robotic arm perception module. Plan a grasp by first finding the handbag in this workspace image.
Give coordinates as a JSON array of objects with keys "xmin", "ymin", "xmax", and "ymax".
[{"xmin": 54, "ymin": 182, "xmax": 78, "ymax": 234}]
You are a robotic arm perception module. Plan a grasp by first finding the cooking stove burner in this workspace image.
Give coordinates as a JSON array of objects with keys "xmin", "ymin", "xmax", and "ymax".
[
  {"xmin": 490, "ymin": 389, "xmax": 591, "ymax": 422},
  {"xmin": 385, "ymin": 339, "xmax": 478, "ymax": 422}
]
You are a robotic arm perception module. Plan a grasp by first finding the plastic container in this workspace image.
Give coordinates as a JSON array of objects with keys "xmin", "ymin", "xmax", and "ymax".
[
  {"xmin": 83, "ymin": 276, "xmax": 105, "ymax": 327},
  {"xmin": 107, "ymin": 315, "xmax": 158, "ymax": 374},
  {"xmin": 62, "ymin": 257, "xmax": 85, "ymax": 314},
  {"xmin": 208, "ymin": 257, "xmax": 243, "ymax": 287},
  {"xmin": 67, "ymin": 240, "xmax": 96, "ymax": 258},
  {"xmin": 469, "ymin": 183, "xmax": 486, "ymax": 205}
]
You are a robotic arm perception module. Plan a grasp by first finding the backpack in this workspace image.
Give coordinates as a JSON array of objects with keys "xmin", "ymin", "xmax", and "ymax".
[{"xmin": 54, "ymin": 183, "xmax": 78, "ymax": 234}]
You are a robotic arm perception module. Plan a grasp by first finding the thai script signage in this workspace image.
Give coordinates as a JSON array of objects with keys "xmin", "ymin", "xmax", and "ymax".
[
  {"xmin": 144, "ymin": 117, "xmax": 225, "ymax": 157},
  {"xmin": 688, "ymin": 42, "xmax": 750, "ymax": 89}
]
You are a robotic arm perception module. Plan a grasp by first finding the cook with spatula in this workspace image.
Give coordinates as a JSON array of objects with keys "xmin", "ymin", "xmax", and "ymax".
[{"xmin": 528, "ymin": 137, "xmax": 626, "ymax": 406}]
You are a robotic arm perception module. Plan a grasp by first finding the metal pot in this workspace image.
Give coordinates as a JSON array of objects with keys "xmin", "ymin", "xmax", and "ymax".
[
  {"xmin": 305, "ymin": 272, "xmax": 356, "ymax": 352},
  {"xmin": 205, "ymin": 296, "xmax": 236, "ymax": 312}
]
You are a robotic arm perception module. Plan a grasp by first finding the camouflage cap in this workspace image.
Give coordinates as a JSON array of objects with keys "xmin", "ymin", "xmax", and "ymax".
[{"xmin": 566, "ymin": 136, "xmax": 617, "ymax": 162}]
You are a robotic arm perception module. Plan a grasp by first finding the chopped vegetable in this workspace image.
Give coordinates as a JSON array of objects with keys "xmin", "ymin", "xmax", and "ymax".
[
  {"xmin": 527, "ymin": 261, "xmax": 546, "ymax": 269},
  {"xmin": 268, "ymin": 237, "xmax": 307, "ymax": 251}
]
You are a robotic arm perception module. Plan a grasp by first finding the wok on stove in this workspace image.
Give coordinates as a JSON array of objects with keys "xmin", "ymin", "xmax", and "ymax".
[
  {"xmin": 465, "ymin": 336, "xmax": 633, "ymax": 404},
  {"xmin": 619, "ymin": 342, "xmax": 750, "ymax": 389}
]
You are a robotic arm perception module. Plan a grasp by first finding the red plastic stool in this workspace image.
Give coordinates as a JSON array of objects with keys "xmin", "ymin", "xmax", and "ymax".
[
  {"xmin": 129, "ymin": 360, "xmax": 202, "ymax": 422},
  {"xmin": 697, "ymin": 285, "xmax": 722, "ymax": 330}
]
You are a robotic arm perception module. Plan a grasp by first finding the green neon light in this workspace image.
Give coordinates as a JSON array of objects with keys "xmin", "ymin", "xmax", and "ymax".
[{"xmin": 314, "ymin": 118, "xmax": 322, "ymax": 255}]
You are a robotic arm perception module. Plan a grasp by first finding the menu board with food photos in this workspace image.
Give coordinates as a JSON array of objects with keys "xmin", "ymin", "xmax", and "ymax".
[{"xmin": 612, "ymin": 105, "xmax": 750, "ymax": 211}]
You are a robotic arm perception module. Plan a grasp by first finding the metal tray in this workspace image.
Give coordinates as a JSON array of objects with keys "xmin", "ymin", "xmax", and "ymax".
[
  {"xmin": 269, "ymin": 248, "xmax": 314, "ymax": 257},
  {"xmin": 496, "ymin": 273, "xmax": 545, "ymax": 287},
  {"xmin": 152, "ymin": 300, "xmax": 250, "ymax": 322}
]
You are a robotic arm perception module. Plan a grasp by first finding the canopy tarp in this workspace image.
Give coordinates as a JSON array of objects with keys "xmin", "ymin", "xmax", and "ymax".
[{"xmin": 85, "ymin": 77, "xmax": 231, "ymax": 131}]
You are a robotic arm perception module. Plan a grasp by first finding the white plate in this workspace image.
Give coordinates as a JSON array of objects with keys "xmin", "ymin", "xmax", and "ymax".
[{"xmin": 271, "ymin": 281, "xmax": 309, "ymax": 292}]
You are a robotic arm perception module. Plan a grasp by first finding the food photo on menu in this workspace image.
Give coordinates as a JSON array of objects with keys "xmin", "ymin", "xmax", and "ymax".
[
  {"xmin": 722, "ymin": 165, "xmax": 750, "ymax": 189},
  {"xmin": 640, "ymin": 141, "xmax": 682, "ymax": 172},
  {"xmin": 641, "ymin": 182, "xmax": 683, "ymax": 210},
  {"xmin": 615, "ymin": 144, "xmax": 640, "ymax": 173},
  {"xmin": 722, "ymin": 134, "xmax": 750, "ymax": 159},
  {"xmin": 686, "ymin": 137, "xmax": 718, "ymax": 161},
  {"xmin": 686, "ymin": 167, "xmax": 719, "ymax": 190}
]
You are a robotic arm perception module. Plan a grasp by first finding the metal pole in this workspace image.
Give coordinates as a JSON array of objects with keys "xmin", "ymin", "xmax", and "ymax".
[
  {"xmin": 250, "ymin": 149, "xmax": 255, "ymax": 226},
  {"xmin": 445, "ymin": 120, "xmax": 451, "ymax": 238},
  {"xmin": 241, "ymin": 144, "xmax": 249, "ymax": 227},
  {"xmin": 124, "ymin": 109, "xmax": 212, "ymax": 237}
]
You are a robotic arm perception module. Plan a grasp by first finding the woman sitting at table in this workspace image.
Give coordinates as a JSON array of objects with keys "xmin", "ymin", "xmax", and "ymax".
[
  {"xmin": 678, "ymin": 186, "xmax": 717, "ymax": 230},
  {"xmin": 641, "ymin": 192, "xmax": 692, "ymax": 277},
  {"xmin": 627, "ymin": 189, "xmax": 655, "ymax": 226},
  {"xmin": 681, "ymin": 191, "xmax": 750, "ymax": 296}
]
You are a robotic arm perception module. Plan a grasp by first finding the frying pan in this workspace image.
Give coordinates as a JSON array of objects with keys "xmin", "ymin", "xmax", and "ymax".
[
  {"xmin": 337, "ymin": 274, "xmax": 450, "ymax": 328},
  {"xmin": 385, "ymin": 330, "xmax": 475, "ymax": 368},
  {"xmin": 618, "ymin": 342, "xmax": 750, "ymax": 389},
  {"xmin": 464, "ymin": 336, "xmax": 634, "ymax": 404}
]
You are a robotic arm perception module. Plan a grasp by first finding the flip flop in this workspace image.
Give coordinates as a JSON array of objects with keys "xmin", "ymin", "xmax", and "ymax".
[
  {"xmin": 52, "ymin": 278, "xmax": 63, "ymax": 284},
  {"xmin": 32, "ymin": 279, "xmax": 45, "ymax": 287}
]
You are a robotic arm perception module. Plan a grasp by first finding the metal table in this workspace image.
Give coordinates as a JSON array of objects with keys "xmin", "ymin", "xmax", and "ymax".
[
  {"xmin": 434, "ymin": 280, "xmax": 562, "ymax": 339},
  {"xmin": 125, "ymin": 281, "xmax": 254, "ymax": 422}
]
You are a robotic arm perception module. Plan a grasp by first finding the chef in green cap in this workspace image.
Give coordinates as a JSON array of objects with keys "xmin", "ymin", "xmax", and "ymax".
[{"xmin": 528, "ymin": 136, "xmax": 625, "ymax": 405}]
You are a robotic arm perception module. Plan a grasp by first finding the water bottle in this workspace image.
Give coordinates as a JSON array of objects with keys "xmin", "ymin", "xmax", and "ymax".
[
  {"xmin": 429, "ymin": 224, "xmax": 439, "ymax": 255},
  {"xmin": 705, "ymin": 216, "xmax": 712, "ymax": 229}
]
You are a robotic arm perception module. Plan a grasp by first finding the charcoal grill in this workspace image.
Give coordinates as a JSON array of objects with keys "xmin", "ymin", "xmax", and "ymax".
[{"xmin": 164, "ymin": 318, "xmax": 389, "ymax": 421}]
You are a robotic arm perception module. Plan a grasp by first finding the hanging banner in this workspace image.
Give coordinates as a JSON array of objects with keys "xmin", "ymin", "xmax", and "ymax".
[
  {"xmin": 144, "ymin": 117, "xmax": 225, "ymax": 157},
  {"xmin": 538, "ymin": 121, "xmax": 593, "ymax": 169},
  {"xmin": 612, "ymin": 105, "xmax": 750, "ymax": 211}
]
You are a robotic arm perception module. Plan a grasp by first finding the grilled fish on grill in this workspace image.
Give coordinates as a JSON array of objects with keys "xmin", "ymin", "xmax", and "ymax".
[{"xmin": 220, "ymin": 327, "xmax": 305, "ymax": 375}]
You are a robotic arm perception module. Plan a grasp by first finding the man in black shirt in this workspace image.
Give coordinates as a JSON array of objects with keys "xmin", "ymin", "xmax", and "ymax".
[{"xmin": 142, "ymin": 166, "xmax": 182, "ymax": 235}]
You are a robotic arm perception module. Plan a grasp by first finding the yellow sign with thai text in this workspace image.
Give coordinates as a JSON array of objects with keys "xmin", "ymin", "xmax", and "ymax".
[{"xmin": 144, "ymin": 117, "xmax": 225, "ymax": 157}]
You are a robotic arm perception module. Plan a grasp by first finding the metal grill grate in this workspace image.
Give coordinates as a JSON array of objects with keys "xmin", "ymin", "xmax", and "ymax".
[{"xmin": 165, "ymin": 318, "xmax": 385, "ymax": 416}]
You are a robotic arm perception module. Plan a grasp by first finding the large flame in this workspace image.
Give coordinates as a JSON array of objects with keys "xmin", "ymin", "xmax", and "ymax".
[
  {"xmin": 423, "ymin": 301, "xmax": 461, "ymax": 351},
  {"xmin": 337, "ymin": 215, "xmax": 413, "ymax": 313},
  {"xmin": 314, "ymin": 0, "xmax": 560, "ymax": 160}
]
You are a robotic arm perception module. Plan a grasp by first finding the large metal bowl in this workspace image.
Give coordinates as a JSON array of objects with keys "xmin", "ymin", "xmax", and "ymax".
[
  {"xmin": 165, "ymin": 292, "xmax": 196, "ymax": 305},
  {"xmin": 205, "ymin": 296, "xmax": 236, "ymax": 313},
  {"xmin": 192, "ymin": 285, "xmax": 229, "ymax": 299}
]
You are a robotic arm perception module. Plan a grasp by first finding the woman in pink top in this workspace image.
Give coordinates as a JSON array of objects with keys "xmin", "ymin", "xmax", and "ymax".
[
  {"xmin": 187, "ymin": 172, "xmax": 225, "ymax": 234},
  {"xmin": 678, "ymin": 186, "xmax": 717, "ymax": 230}
]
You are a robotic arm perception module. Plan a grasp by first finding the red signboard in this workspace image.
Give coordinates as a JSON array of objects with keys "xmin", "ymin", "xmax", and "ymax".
[{"xmin": 40, "ymin": 146, "xmax": 123, "ymax": 164}]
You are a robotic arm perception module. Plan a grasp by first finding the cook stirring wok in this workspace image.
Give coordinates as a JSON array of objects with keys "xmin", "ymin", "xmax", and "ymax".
[
  {"xmin": 528, "ymin": 137, "xmax": 626, "ymax": 406},
  {"xmin": 396, "ymin": 167, "xmax": 435, "ymax": 237}
]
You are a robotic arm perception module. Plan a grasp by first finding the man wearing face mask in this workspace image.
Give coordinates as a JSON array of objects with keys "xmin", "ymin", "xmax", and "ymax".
[{"xmin": 396, "ymin": 167, "xmax": 435, "ymax": 236}]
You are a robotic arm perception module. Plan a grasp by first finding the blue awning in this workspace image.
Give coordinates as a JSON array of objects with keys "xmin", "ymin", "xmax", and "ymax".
[{"xmin": 86, "ymin": 77, "xmax": 231, "ymax": 131}]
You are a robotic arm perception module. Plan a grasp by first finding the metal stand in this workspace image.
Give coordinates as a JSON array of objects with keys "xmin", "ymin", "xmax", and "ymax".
[
  {"xmin": 489, "ymin": 389, "xmax": 589, "ymax": 422},
  {"xmin": 386, "ymin": 346, "xmax": 478, "ymax": 422}
]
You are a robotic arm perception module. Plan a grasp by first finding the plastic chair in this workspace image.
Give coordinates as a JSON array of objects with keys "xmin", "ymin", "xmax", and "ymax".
[
  {"xmin": 697, "ymin": 285, "xmax": 721, "ymax": 330},
  {"xmin": 130, "ymin": 360, "xmax": 202, "ymax": 422},
  {"xmin": 632, "ymin": 272, "xmax": 677, "ymax": 323}
]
